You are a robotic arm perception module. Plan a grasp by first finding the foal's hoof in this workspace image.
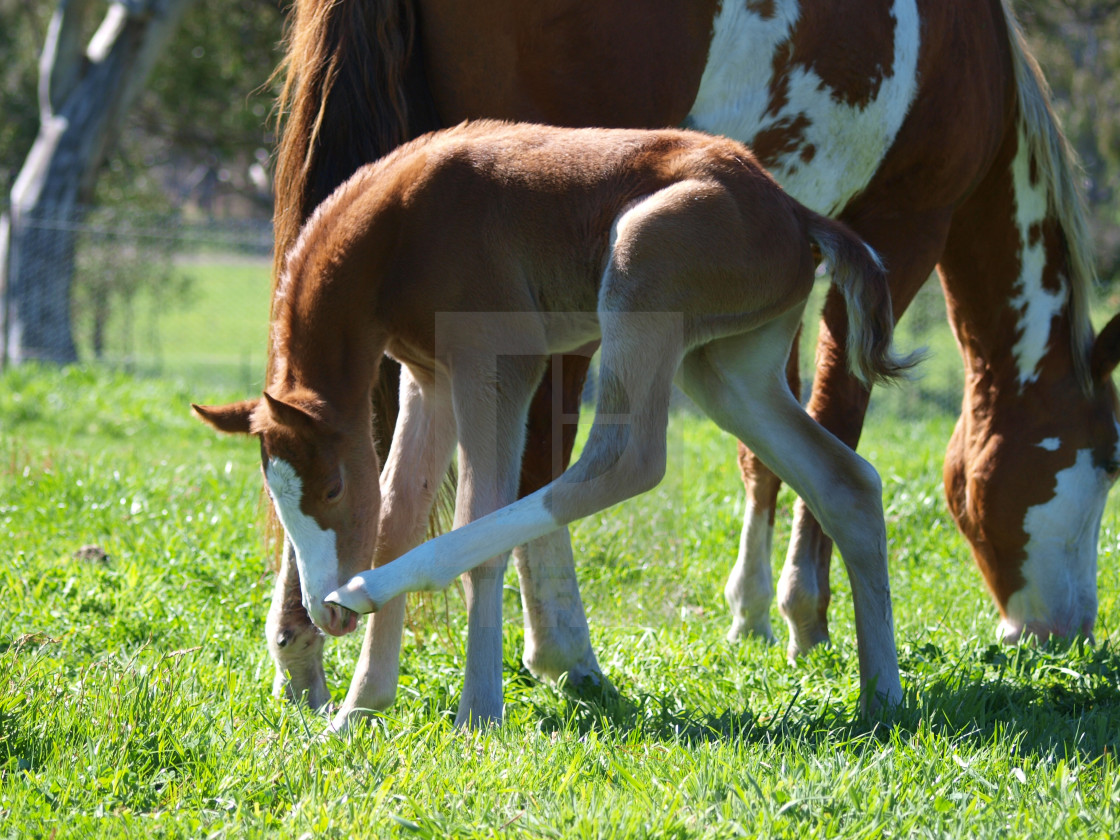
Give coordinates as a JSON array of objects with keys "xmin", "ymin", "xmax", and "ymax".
[
  {"xmin": 859, "ymin": 679, "xmax": 904, "ymax": 719},
  {"xmin": 325, "ymin": 576, "xmax": 376, "ymax": 615},
  {"xmin": 725, "ymin": 616, "xmax": 778, "ymax": 645},
  {"xmin": 558, "ymin": 669, "xmax": 618, "ymax": 704},
  {"xmin": 324, "ymin": 705, "xmax": 374, "ymax": 738},
  {"xmin": 453, "ymin": 707, "xmax": 504, "ymax": 730},
  {"xmin": 314, "ymin": 600, "xmax": 360, "ymax": 638}
]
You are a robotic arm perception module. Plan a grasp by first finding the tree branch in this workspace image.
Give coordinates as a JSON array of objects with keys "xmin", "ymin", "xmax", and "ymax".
[{"xmin": 40, "ymin": 0, "xmax": 96, "ymax": 117}]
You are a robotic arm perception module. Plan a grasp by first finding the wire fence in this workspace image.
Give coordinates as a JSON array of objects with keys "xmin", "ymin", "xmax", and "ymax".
[
  {"xmin": 0, "ymin": 203, "xmax": 967, "ymax": 415},
  {"xmin": 1, "ymin": 204, "xmax": 275, "ymax": 393}
]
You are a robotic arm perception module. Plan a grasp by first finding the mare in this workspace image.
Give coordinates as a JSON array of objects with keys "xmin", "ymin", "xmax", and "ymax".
[
  {"xmin": 196, "ymin": 120, "xmax": 914, "ymax": 728},
  {"xmin": 260, "ymin": 0, "xmax": 1120, "ymax": 719}
]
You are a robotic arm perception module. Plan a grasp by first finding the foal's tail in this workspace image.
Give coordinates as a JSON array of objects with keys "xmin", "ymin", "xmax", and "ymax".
[{"xmin": 806, "ymin": 214, "xmax": 920, "ymax": 387}]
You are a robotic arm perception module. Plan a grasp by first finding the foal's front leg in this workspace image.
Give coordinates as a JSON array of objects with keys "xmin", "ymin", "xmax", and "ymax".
[
  {"xmin": 327, "ymin": 315, "xmax": 684, "ymax": 649},
  {"xmin": 266, "ymin": 536, "xmax": 329, "ymax": 709},
  {"xmin": 451, "ymin": 354, "xmax": 547, "ymax": 727},
  {"xmin": 329, "ymin": 368, "xmax": 457, "ymax": 734}
]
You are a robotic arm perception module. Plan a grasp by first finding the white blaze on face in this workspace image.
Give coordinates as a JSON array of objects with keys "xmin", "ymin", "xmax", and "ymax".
[
  {"xmin": 1009, "ymin": 126, "xmax": 1067, "ymax": 389},
  {"xmin": 1000, "ymin": 444, "xmax": 1114, "ymax": 642},
  {"xmin": 688, "ymin": 0, "xmax": 921, "ymax": 215},
  {"xmin": 265, "ymin": 457, "xmax": 340, "ymax": 627}
]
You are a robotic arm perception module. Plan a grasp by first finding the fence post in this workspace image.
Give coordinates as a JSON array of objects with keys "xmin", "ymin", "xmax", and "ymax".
[{"xmin": 0, "ymin": 210, "xmax": 16, "ymax": 370}]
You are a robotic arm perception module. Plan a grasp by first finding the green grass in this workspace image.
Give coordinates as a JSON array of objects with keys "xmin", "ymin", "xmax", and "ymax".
[
  {"xmin": 73, "ymin": 257, "xmax": 273, "ymax": 394},
  {"xmin": 153, "ymin": 259, "xmax": 272, "ymax": 391},
  {"xmin": 2, "ymin": 363, "xmax": 1120, "ymax": 838}
]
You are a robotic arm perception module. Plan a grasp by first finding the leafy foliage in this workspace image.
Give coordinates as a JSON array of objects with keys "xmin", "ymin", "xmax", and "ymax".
[
  {"xmin": 103, "ymin": 0, "xmax": 286, "ymax": 213},
  {"xmin": 0, "ymin": 0, "xmax": 53, "ymax": 196},
  {"xmin": 0, "ymin": 0, "xmax": 285, "ymax": 214}
]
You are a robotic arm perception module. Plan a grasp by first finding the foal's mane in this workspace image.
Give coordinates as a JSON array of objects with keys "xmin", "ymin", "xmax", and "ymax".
[{"xmin": 1002, "ymin": 0, "xmax": 1098, "ymax": 393}]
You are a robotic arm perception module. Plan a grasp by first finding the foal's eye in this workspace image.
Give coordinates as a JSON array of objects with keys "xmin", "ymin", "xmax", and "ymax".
[{"xmin": 324, "ymin": 477, "xmax": 344, "ymax": 502}]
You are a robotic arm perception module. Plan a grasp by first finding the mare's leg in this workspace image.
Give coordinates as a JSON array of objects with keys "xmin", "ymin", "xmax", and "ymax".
[
  {"xmin": 266, "ymin": 536, "xmax": 329, "ymax": 709},
  {"xmin": 726, "ymin": 337, "xmax": 800, "ymax": 643},
  {"xmin": 451, "ymin": 353, "xmax": 548, "ymax": 727},
  {"xmin": 772, "ymin": 213, "xmax": 950, "ymax": 660},
  {"xmin": 514, "ymin": 353, "xmax": 603, "ymax": 687},
  {"xmin": 677, "ymin": 310, "xmax": 901, "ymax": 710},
  {"xmin": 330, "ymin": 367, "xmax": 457, "ymax": 734}
]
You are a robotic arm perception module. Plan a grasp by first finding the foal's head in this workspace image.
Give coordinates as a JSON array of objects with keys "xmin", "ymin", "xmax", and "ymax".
[{"xmin": 193, "ymin": 389, "xmax": 380, "ymax": 637}]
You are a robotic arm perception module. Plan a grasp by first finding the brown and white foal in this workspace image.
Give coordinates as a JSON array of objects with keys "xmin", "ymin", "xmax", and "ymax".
[{"xmin": 195, "ymin": 121, "xmax": 913, "ymax": 731}]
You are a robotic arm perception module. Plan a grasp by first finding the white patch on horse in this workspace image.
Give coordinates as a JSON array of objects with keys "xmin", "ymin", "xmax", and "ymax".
[
  {"xmin": 725, "ymin": 499, "xmax": 777, "ymax": 641},
  {"xmin": 1036, "ymin": 437, "xmax": 1062, "ymax": 452},
  {"xmin": 688, "ymin": 0, "xmax": 921, "ymax": 215},
  {"xmin": 265, "ymin": 457, "xmax": 340, "ymax": 624},
  {"xmin": 1009, "ymin": 125, "xmax": 1067, "ymax": 389},
  {"xmin": 1001, "ymin": 447, "xmax": 1110, "ymax": 641}
]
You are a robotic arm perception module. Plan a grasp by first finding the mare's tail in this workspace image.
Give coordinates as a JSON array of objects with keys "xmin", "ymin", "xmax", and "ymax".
[
  {"xmin": 272, "ymin": 0, "xmax": 438, "ymax": 283},
  {"xmin": 272, "ymin": 0, "xmax": 444, "ymax": 454},
  {"xmin": 806, "ymin": 214, "xmax": 920, "ymax": 387}
]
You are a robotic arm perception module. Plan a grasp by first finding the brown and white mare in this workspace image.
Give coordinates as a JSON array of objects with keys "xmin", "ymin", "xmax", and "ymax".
[
  {"xmin": 196, "ymin": 120, "xmax": 913, "ymax": 727},
  {"xmin": 260, "ymin": 0, "xmax": 1120, "ymax": 718}
]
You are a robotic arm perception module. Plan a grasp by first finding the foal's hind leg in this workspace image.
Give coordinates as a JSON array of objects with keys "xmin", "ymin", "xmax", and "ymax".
[
  {"xmin": 770, "ymin": 212, "xmax": 949, "ymax": 660},
  {"xmin": 726, "ymin": 337, "xmax": 800, "ymax": 644},
  {"xmin": 678, "ymin": 312, "xmax": 901, "ymax": 710},
  {"xmin": 330, "ymin": 367, "xmax": 458, "ymax": 734}
]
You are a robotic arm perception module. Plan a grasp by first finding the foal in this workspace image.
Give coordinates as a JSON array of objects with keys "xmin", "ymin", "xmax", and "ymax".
[{"xmin": 195, "ymin": 120, "xmax": 913, "ymax": 731}]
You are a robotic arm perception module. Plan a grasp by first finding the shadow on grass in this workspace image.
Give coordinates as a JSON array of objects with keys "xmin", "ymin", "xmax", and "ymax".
[
  {"xmin": 516, "ymin": 663, "xmax": 869, "ymax": 748},
  {"xmin": 517, "ymin": 639, "xmax": 1120, "ymax": 760}
]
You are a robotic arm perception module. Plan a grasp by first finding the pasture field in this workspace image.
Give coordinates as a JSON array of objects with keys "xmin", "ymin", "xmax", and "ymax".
[
  {"xmin": 73, "ymin": 256, "xmax": 274, "ymax": 395},
  {"xmin": 2, "ymin": 261, "xmax": 1120, "ymax": 837}
]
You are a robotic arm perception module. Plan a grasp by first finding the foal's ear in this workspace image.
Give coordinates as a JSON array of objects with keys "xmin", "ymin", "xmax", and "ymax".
[
  {"xmin": 1091, "ymin": 313, "xmax": 1120, "ymax": 383},
  {"xmin": 191, "ymin": 399, "xmax": 260, "ymax": 435},
  {"xmin": 262, "ymin": 390, "xmax": 323, "ymax": 430}
]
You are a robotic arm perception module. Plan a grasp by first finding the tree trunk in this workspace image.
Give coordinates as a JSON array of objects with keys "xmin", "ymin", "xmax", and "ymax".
[{"xmin": 0, "ymin": 0, "xmax": 196, "ymax": 366}]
